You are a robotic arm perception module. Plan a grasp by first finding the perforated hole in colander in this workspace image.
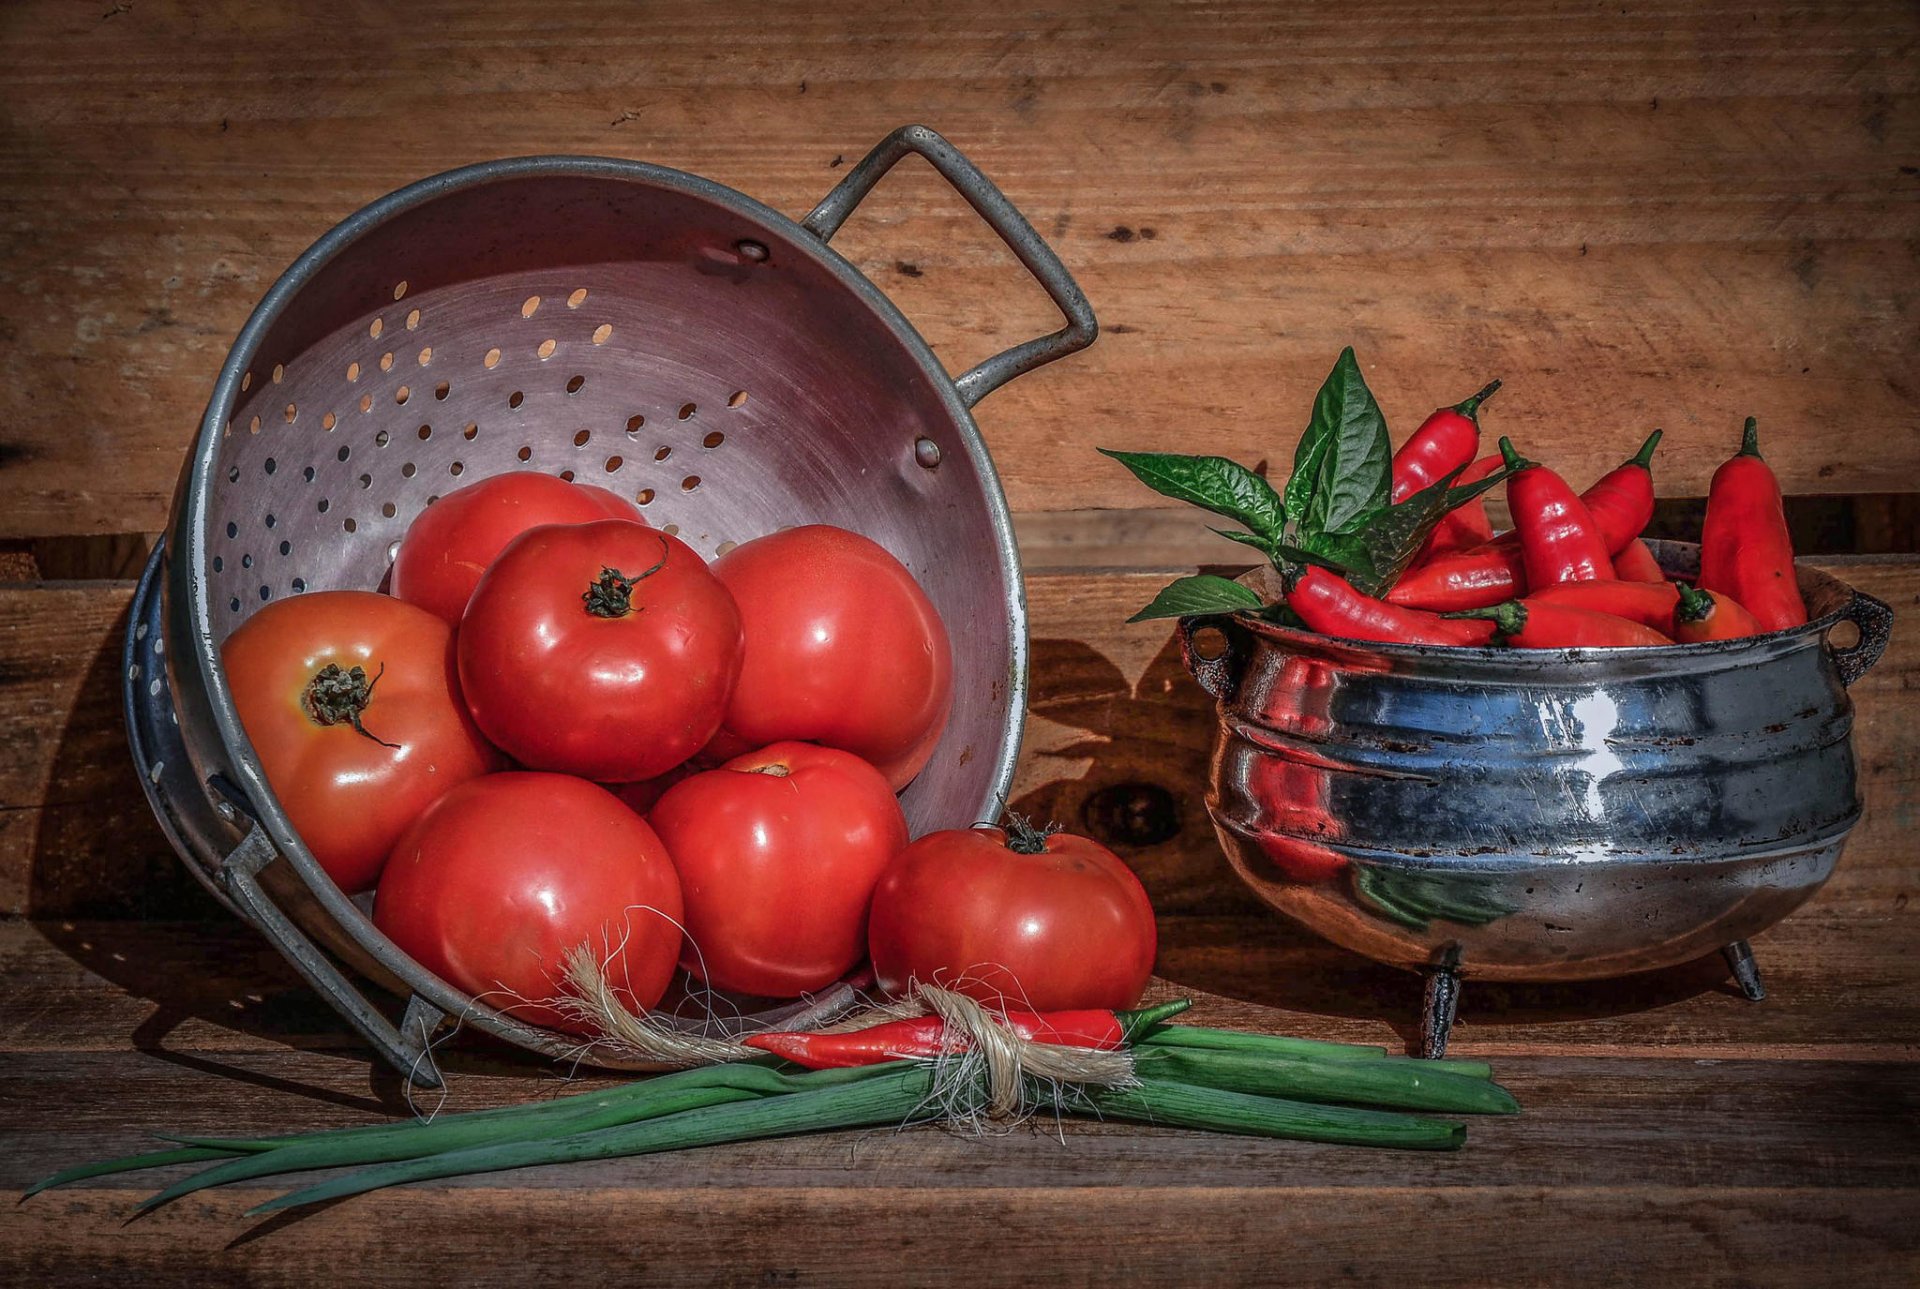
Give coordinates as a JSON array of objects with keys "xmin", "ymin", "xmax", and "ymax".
[
  {"xmin": 190, "ymin": 160, "xmax": 1035, "ymax": 894},
  {"xmin": 204, "ymin": 272, "xmax": 783, "ymax": 612}
]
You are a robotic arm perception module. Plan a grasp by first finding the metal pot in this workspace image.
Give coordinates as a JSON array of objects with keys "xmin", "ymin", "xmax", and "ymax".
[
  {"xmin": 125, "ymin": 126, "xmax": 1096, "ymax": 1085},
  {"xmin": 1178, "ymin": 542, "xmax": 1893, "ymax": 1053}
]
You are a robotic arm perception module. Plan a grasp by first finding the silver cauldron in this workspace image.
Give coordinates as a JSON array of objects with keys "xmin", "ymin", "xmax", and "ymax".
[{"xmin": 1179, "ymin": 542, "xmax": 1893, "ymax": 1055}]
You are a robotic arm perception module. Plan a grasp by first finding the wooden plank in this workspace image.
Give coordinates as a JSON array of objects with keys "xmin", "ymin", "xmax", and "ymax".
[
  {"xmin": 3, "ymin": 555, "xmax": 1914, "ymax": 919},
  {"xmin": 4, "ymin": 1184, "xmax": 1914, "ymax": 1288},
  {"xmin": 1, "ymin": 1046, "xmax": 1915, "ymax": 1285},
  {"xmin": 0, "ymin": 585, "xmax": 208, "ymax": 920},
  {"xmin": 3, "ymin": 872, "xmax": 1912, "ymax": 1064},
  {"xmin": 1, "ymin": 1, "xmax": 1916, "ymax": 536},
  {"xmin": 6, "ymin": 1048, "xmax": 1915, "ymax": 1193}
]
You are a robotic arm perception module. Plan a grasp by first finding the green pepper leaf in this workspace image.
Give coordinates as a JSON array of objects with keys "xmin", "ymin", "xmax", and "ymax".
[
  {"xmin": 1284, "ymin": 423, "xmax": 1333, "ymax": 532},
  {"xmin": 1297, "ymin": 348, "xmax": 1392, "ymax": 538},
  {"xmin": 1210, "ymin": 527, "xmax": 1279, "ymax": 557},
  {"xmin": 1297, "ymin": 463, "xmax": 1515, "ymax": 597},
  {"xmin": 1099, "ymin": 450, "xmax": 1286, "ymax": 543},
  {"xmin": 1127, "ymin": 574, "xmax": 1264, "ymax": 623}
]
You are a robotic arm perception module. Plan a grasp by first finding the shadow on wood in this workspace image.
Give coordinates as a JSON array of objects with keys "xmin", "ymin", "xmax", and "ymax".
[{"xmin": 24, "ymin": 598, "xmax": 205, "ymax": 920}]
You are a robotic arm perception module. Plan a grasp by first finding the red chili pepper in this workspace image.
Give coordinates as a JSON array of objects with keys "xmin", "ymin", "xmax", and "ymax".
[
  {"xmin": 1385, "ymin": 542, "xmax": 1527, "ymax": 613},
  {"xmin": 1612, "ymin": 538, "xmax": 1666, "ymax": 583},
  {"xmin": 1526, "ymin": 579, "xmax": 1680, "ymax": 631},
  {"xmin": 1391, "ymin": 436, "xmax": 1661, "ymax": 610},
  {"xmin": 1409, "ymin": 453, "xmax": 1504, "ymax": 565},
  {"xmin": 1290, "ymin": 566, "xmax": 1498, "ymax": 646},
  {"xmin": 1500, "ymin": 437, "xmax": 1616, "ymax": 587},
  {"xmin": 1699, "ymin": 417, "xmax": 1807, "ymax": 631},
  {"xmin": 1390, "ymin": 379, "xmax": 1501, "ymax": 503},
  {"xmin": 1449, "ymin": 600, "xmax": 1672, "ymax": 648},
  {"xmin": 1673, "ymin": 582, "xmax": 1762, "ymax": 643},
  {"xmin": 741, "ymin": 999, "xmax": 1188, "ymax": 1070},
  {"xmin": 1575, "ymin": 429, "xmax": 1662, "ymax": 555}
]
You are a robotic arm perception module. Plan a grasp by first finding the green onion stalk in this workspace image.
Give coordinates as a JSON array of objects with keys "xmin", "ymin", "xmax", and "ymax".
[{"xmin": 29, "ymin": 1004, "xmax": 1518, "ymax": 1216}]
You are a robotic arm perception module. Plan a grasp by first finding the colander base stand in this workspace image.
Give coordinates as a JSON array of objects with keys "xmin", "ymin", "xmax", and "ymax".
[{"xmin": 1723, "ymin": 939, "xmax": 1768, "ymax": 1002}]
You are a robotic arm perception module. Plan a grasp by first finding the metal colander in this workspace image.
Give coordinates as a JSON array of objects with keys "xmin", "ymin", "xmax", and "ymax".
[{"xmin": 124, "ymin": 126, "xmax": 1097, "ymax": 1085}]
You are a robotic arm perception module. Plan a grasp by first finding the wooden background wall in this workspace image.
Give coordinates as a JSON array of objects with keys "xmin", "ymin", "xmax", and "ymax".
[{"xmin": 0, "ymin": 0, "xmax": 1913, "ymax": 946}]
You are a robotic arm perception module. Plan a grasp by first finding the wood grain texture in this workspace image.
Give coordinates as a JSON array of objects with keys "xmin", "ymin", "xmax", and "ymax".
[
  {"xmin": 0, "ymin": 983, "xmax": 1915, "ymax": 1285},
  {"xmin": 2, "ymin": 878, "xmax": 1912, "ymax": 1066},
  {"xmin": 1, "ymin": 0, "xmax": 1915, "ymax": 537},
  {"xmin": 3, "ymin": 556, "xmax": 1914, "ymax": 918},
  {"xmin": 5, "ymin": 1185, "xmax": 1915, "ymax": 1287}
]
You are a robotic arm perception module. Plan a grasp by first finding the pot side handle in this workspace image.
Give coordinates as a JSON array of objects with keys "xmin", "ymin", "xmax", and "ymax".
[
  {"xmin": 1831, "ymin": 588, "xmax": 1894, "ymax": 688},
  {"xmin": 803, "ymin": 124, "xmax": 1097, "ymax": 408},
  {"xmin": 1177, "ymin": 615, "xmax": 1253, "ymax": 705}
]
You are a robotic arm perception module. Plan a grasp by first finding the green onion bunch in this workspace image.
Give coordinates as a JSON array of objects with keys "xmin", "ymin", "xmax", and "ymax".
[{"xmin": 30, "ymin": 1010, "xmax": 1517, "ymax": 1216}]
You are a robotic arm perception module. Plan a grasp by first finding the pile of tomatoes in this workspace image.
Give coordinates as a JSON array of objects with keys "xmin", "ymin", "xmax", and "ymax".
[{"xmin": 223, "ymin": 472, "xmax": 1157, "ymax": 1032}]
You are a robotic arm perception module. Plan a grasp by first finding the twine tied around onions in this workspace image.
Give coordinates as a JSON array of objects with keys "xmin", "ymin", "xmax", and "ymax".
[{"xmin": 554, "ymin": 945, "xmax": 1138, "ymax": 1123}]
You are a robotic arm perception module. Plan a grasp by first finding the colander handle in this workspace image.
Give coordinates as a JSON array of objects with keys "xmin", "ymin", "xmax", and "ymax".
[
  {"xmin": 803, "ymin": 124, "xmax": 1097, "ymax": 408},
  {"xmin": 211, "ymin": 788, "xmax": 445, "ymax": 1088},
  {"xmin": 1831, "ymin": 587, "xmax": 1894, "ymax": 688}
]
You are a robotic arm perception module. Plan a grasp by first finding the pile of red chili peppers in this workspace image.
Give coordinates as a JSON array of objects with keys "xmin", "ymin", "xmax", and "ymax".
[
  {"xmin": 1322, "ymin": 402, "xmax": 1805, "ymax": 649},
  {"xmin": 1108, "ymin": 351, "xmax": 1809, "ymax": 649}
]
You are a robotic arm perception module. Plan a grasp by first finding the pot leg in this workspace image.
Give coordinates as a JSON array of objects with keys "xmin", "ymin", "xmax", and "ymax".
[
  {"xmin": 1419, "ymin": 966, "xmax": 1461, "ymax": 1059},
  {"xmin": 1722, "ymin": 940, "xmax": 1766, "ymax": 1002}
]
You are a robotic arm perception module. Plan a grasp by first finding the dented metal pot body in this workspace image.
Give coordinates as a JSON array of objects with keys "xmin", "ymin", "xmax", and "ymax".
[{"xmin": 1179, "ymin": 543, "xmax": 1892, "ymax": 981}]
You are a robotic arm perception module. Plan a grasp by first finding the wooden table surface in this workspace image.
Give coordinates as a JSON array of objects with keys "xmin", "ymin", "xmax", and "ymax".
[{"xmin": 2, "ymin": 2, "xmax": 1916, "ymax": 1284}]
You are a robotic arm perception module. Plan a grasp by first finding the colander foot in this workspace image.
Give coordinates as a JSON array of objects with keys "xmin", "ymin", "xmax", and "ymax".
[
  {"xmin": 1418, "ymin": 965, "xmax": 1460, "ymax": 1059},
  {"xmin": 1722, "ymin": 939, "xmax": 1767, "ymax": 1002}
]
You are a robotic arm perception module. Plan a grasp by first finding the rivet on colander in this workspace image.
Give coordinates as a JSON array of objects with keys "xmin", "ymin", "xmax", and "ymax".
[
  {"xmin": 735, "ymin": 239, "xmax": 769, "ymax": 262},
  {"xmin": 915, "ymin": 437, "xmax": 943, "ymax": 469}
]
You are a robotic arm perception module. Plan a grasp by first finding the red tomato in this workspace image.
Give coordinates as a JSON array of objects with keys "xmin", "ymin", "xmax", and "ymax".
[
  {"xmin": 707, "ymin": 525, "xmax": 952, "ymax": 791},
  {"xmin": 458, "ymin": 520, "xmax": 743, "ymax": 782},
  {"xmin": 391, "ymin": 472, "xmax": 642, "ymax": 624},
  {"xmin": 648, "ymin": 742, "xmax": 907, "ymax": 998},
  {"xmin": 374, "ymin": 772, "xmax": 685, "ymax": 1031},
  {"xmin": 221, "ymin": 590, "xmax": 499, "ymax": 894},
  {"xmin": 868, "ymin": 823, "xmax": 1157, "ymax": 1012}
]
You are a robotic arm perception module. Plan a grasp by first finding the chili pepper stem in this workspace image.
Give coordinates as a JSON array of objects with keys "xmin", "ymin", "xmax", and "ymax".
[
  {"xmin": 1496, "ymin": 436, "xmax": 1535, "ymax": 471},
  {"xmin": 1455, "ymin": 378, "xmax": 1502, "ymax": 419},
  {"xmin": 1444, "ymin": 602, "xmax": 1525, "ymax": 636},
  {"xmin": 1115, "ymin": 998, "xmax": 1193, "ymax": 1043},
  {"xmin": 1740, "ymin": 415, "xmax": 1761, "ymax": 457},
  {"xmin": 1629, "ymin": 428, "xmax": 1663, "ymax": 469},
  {"xmin": 1675, "ymin": 581, "xmax": 1713, "ymax": 623}
]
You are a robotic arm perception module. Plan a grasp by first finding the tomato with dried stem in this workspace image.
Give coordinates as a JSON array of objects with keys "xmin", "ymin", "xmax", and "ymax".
[
  {"xmin": 458, "ymin": 519, "xmax": 742, "ymax": 782},
  {"xmin": 221, "ymin": 590, "xmax": 500, "ymax": 894},
  {"xmin": 391, "ymin": 473, "xmax": 643, "ymax": 625}
]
